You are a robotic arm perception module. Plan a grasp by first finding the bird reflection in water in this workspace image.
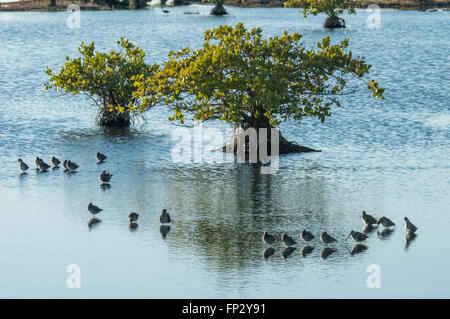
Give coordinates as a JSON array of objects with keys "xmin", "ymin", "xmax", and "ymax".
[
  {"xmin": 282, "ymin": 246, "xmax": 297, "ymax": 258},
  {"xmin": 129, "ymin": 223, "xmax": 139, "ymax": 231},
  {"xmin": 160, "ymin": 225, "xmax": 171, "ymax": 239},
  {"xmin": 320, "ymin": 247, "xmax": 336, "ymax": 259},
  {"xmin": 262, "ymin": 247, "xmax": 275, "ymax": 260},
  {"xmin": 362, "ymin": 224, "xmax": 376, "ymax": 235},
  {"xmin": 377, "ymin": 228, "xmax": 394, "ymax": 239},
  {"xmin": 300, "ymin": 245, "xmax": 314, "ymax": 257},
  {"xmin": 350, "ymin": 244, "xmax": 368, "ymax": 255},
  {"xmin": 405, "ymin": 232, "xmax": 417, "ymax": 249},
  {"xmin": 88, "ymin": 218, "xmax": 102, "ymax": 229}
]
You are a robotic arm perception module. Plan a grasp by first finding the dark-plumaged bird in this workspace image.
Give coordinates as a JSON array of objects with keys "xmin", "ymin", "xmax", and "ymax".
[
  {"xmin": 300, "ymin": 229, "xmax": 315, "ymax": 242},
  {"xmin": 88, "ymin": 202, "xmax": 103, "ymax": 216},
  {"xmin": 361, "ymin": 211, "xmax": 378, "ymax": 226},
  {"xmin": 34, "ymin": 156, "xmax": 42, "ymax": 169},
  {"xmin": 377, "ymin": 216, "xmax": 395, "ymax": 228},
  {"xmin": 320, "ymin": 232, "xmax": 337, "ymax": 244},
  {"xmin": 99, "ymin": 171, "xmax": 113, "ymax": 185},
  {"xmin": 51, "ymin": 156, "xmax": 61, "ymax": 168},
  {"xmin": 404, "ymin": 217, "xmax": 417, "ymax": 233},
  {"xmin": 346, "ymin": 230, "xmax": 368, "ymax": 243},
  {"xmin": 63, "ymin": 160, "xmax": 69, "ymax": 170},
  {"xmin": 160, "ymin": 209, "xmax": 171, "ymax": 224},
  {"xmin": 262, "ymin": 232, "xmax": 276, "ymax": 245},
  {"xmin": 96, "ymin": 152, "xmax": 107, "ymax": 163},
  {"xmin": 18, "ymin": 159, "xmax": 29, "ymax": 172},
  {"xmin": 128, "ymin": 212, "xmax": 139, "ymax": 224},
  {"xmin": 66, "ymin": 160, "xmax": 79, "ymax": 172},
  {"xmin": 37, "ymin": 159, "xmax": 51, "ymax": 172},
  {"xmin": 281, "ymin": 234, "xmax": 297, "ymax": 247}
]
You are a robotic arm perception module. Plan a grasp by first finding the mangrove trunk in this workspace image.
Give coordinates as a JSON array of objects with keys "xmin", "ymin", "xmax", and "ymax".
[
  {"xmin": 97, "ymin": 105, "xmax": 131, "ymax": 127},
  {"xmin": 210, "ymin": 2, "xmax": 228, "ymax": 15}
]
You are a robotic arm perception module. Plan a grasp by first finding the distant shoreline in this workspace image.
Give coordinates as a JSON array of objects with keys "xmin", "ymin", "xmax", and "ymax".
[{"xmin": 0, "ymin": 0, "xmax": 448, "ymax": 12}]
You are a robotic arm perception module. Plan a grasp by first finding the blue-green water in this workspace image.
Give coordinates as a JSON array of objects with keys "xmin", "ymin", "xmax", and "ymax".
[{"xmin": 0, "ymin": 7, "xmax": 449, "ymax": 298}]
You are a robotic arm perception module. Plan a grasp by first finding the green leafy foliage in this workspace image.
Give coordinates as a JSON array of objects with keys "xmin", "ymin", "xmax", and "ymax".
[
  {"xmin": 134, "ymin": 23, "xmax": 384, "ymax": 127},
  {"xmin": 284, "ymin": 0, "xmax": 358, "ymax": 18},
  {"xmin": 45, "ymin": 38, "xmax": 159, "ymax": 117}
]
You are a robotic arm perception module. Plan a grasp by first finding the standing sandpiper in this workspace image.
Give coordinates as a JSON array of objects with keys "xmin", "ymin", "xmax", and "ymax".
[
  {"xmin": 300, "ymin": 229, "xmax": 315, "ymax": 242},
  {"xmin": 128, "ymin": 212, "xmax": 139, "ymax": 224},
  {"xmin": 160, "ymin": 209, "xmax": 171, "ymax": 224},
  {"xmin": 346, "ymin": 230, "xmax": 368, "ymax": 243},
  {"xmin": 404, "ymin": 217, "xmax": 417, "ymax": 233},
  {"xmin": 37, "ymin": 159, "xmax": 51, "ymax": 172},
  {"xmin": 281, "ymin": 234, "xmax": 297, "ymax": 247},
  {"xmin": 262, "ymin": 232, "xmax": 276, "ymax": 245},
  {"xmin": 18, "ymin": 159, "xmax": 29, "ymax": 172},
  {"xmin": 66, "ymin": 160, "xmax": 79, "ymax": 172},
  {"xmin": 51, "ymin": 156, "xmax": 61, "ymax": 168},
  {"xmin": 88, "ymin": 203, "xmax": 103, "ymax": 216},
  {"xmin": 320, "ymin": 232, "xmax": 337, "ymax": 244},
  {"xmin": 361, "ymin": 211, "xmax": 378, "ymax": 226},
  {"xmin": 96, "ymin": 152, "xmax": 107, "ymax": 163},
  {"xmin": 377, "ymin": 216, "xmax": 395, "ymax": 229},
  {"xmin": 99, "ymin": 171, "xmax": 113, "ymax": 186}
]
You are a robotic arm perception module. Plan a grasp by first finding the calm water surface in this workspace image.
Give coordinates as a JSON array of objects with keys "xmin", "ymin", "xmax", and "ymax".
[{"xmin": 0, "ymin": 7, "xmax": 449, "ymax": 298}]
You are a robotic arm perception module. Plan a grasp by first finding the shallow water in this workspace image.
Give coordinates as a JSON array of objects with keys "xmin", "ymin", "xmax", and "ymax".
[{"xmin": 0, "ymin": 7, "xmax": 449, "ymax": 298}]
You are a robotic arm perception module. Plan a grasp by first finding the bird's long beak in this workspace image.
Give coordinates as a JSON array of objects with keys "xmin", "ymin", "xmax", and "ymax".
[{"xmin": 346, "ymin": 233, "xmax": 351, "ymax": 241}]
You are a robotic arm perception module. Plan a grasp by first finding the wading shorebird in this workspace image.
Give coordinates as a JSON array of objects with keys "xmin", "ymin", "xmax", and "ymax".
[
  {"xmin": 262, "ymin": 232, "xmax": 276, "ymax": 245},
  {"xmin": 66, "ymin": 160, "xmax": 79, "ymax": 172},
  {"xmin": 404, "ymin": 217, "xmax": 417, "ymax": 233},
  {"xmin": 282, "ymin": 246, "xmax": 297, "ymax": 258},
  {"xmin": 99, "ymin": 171, "xmax": 113, "ymax": 185},
  {"xmin": 96, "ymin": 152, "xmax": 107, "ymax": 163},
  {"xmin": 262, "ymin": 247, "xmax": 275, "ymax": 260},
  {"xmin": 62, "ymin": 160, "xmax": 69, "ymax": 171},
  {"xmin": 18, "ymin": 159, "xmax": 29, "ymax": 172},
  {"xmin": 320, "ymin": 232, "xmax": 337, "ymax": 244},
  {"xmin": 361, "ymin": 211, "xmax": 378, "ymax": 226},
  {"xmin": 128, "ymin": 212, "xmax": 139, "ymax": 224},
  {"xmin": 377, "ymin": 216, "xmax": 395, "ymax": 229},
  {"xmin": 159, "ymin": 209, "xmax": 171, "ymax": 224},
  {"xmin": 88, "ymin": 203, "xmax": 103, "ymax": 216},
  {"xmin": 281, "ymin": 234, "xmax": 297, "ymax": 247},
  {"xmin": 300, "ymin": 229, "xmax": 315, "ymax": 242},
  {"xmin": 320, "ymin": 247, "xmax": 336, "ymax": 259},
  {"xmin": 37, "ymin": 159, "xmax": 51, "ymax": 172},
  {"xmin": 51, "ymin": 156, "xmax": 61, "ymax": 168},
  {"xmin": 34, "ymin": 156, "xmax": 43, "ymax": 169},
  {"xmin": 300, "ymin": 245, "xmax": 314, "ymax": 257},
  {"xmin": 346, "ymin": 230, "xmax": 368, "ymax": 243}
]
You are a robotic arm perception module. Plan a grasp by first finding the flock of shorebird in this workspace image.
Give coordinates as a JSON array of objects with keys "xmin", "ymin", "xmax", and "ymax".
[
  {"xmin": 17, "ymin": 155, "xmax": 419, "ymax": 249},
  {"xmin": 262, "ymin": 211, "xmax": 419, "ymax": 259},
  {"xmin": 17, "ymin": 153, "xmax": 172, "ymax": 234}
]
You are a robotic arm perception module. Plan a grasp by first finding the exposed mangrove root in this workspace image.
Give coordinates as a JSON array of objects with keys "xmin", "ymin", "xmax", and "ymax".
[
  {"xmin": 211, "ymin": 3, "xmax": 228, "ymax": 16},
  {"xmin": 97, "ymin": 106, "xmax": 131, "ymax": 127},
  {"xmin": 324, "ymin": 15, "xmax": 346, "ymax": 29}
]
